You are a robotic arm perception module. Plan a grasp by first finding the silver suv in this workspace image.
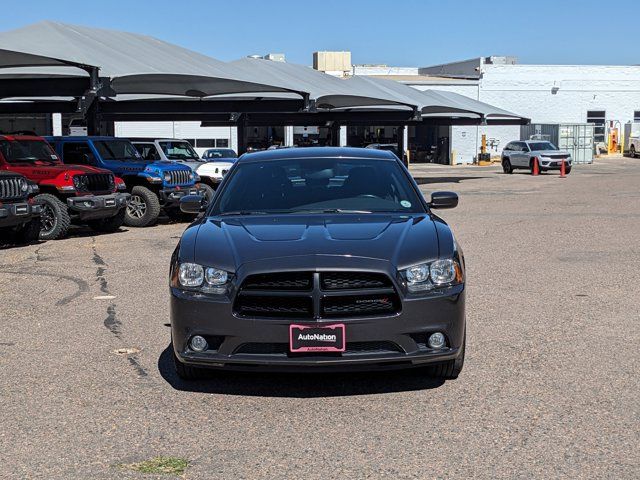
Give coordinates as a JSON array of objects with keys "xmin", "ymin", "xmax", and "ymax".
[{"xmin": 501, "ymin": 140, "xmax": 572, "ymax": 175}]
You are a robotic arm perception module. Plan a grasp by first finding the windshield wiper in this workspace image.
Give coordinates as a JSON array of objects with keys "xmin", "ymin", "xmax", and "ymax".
[
  {"xmin": 218, "ymin": 210, "xmax": 270, "ymax": 216},
  {"xmin": 293, "ymin": 208, "xmax": 374, "ymax": 214}
]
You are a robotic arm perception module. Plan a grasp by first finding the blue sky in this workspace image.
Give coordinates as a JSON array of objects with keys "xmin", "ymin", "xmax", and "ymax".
[{"xmin": 2, "ymin": 0, "xmax": 637, "ymax": 67}]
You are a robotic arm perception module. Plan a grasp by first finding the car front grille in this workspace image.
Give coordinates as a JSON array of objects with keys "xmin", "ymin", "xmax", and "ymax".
[
  {"xmin": 242, "ymin": 272, "xmax": 312, "ymax": 291},
  {"xmin": 321, "ymin": 294, "xmax": 399, "ymax": 317},
  {"xmin": 0, "ymin": 176, "xmax": 26, "ymax": 200},
  {"xmin": 321, "ymin": 272, "xmax": 391, "ymax": 290},
  {"xmin": 234, "ymin": 341, "xmax": 404, "ymax": 356},
  {"xmin": 234, "ymin": 271, "xmax": 401, "ymax": 319},
  {"xmin": 235, "ymin": 295, "xmax": 313, "ymax": 318},
  {"xmin": 73, "ymin": 173, "xmax": 114, "ymax": 193},
  {"xmin": 167, "ymin": 169, "xmax": 191, "ymax": 186}
]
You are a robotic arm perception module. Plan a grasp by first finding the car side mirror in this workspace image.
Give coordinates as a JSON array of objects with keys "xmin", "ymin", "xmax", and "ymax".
[
  {"xmin": 180, "ymin": 195, "xmax": 205, "ymax": 214},
  {"xmin": 428, "ymin": 191, "xmax": 458, "ymax": 209}
]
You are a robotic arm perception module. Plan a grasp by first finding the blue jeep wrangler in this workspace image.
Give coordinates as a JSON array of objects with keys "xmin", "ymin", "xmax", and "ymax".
[{"xmin": 47, "ymin": 136, "xmax": 209, "ymax": 227}]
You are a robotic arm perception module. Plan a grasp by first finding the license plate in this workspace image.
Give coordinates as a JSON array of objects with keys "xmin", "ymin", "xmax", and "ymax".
[{"xmin": 289, "ymin": 324, "xmax": 345, "ymax": 353}]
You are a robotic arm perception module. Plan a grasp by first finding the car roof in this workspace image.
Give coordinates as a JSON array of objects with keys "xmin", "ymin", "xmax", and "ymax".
[
  {"xmin": 0, "ymin": 134, "xmax": 46, "ymax": 141},
  {"xmin": 237, "ymin": 146, "xmax": 397, "ymax": 163},
  {"xmin": 46, "ymin": 136, "xmax": 128, "ymax": 141}
]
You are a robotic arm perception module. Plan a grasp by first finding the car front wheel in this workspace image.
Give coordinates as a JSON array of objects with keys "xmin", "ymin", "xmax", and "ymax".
[
  {"xmin": 35, "ymin": 193, "xmax": 71, "ymax": 240},
  {"xmin": 502, "ymin": 158, "xmax": 513, "ymax": 174},
  {"xmin": 124, "ymin": 186, "xmax": 161, "ymax": 227},
  {"xmin": 630, "ymin": 145, "xmax": 636, "ymax": 158}
]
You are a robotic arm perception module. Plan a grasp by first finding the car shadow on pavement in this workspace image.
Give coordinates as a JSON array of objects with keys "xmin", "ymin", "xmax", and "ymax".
[
  {"xmin": 158, "ymin": 345, "xmax": 445, "ymax": 398},
  {"xmin": 413, "ymin": 176, "xmax": 489, "ymax": 185}
]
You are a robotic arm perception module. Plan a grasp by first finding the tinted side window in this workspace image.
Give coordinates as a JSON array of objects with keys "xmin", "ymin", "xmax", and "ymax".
[{"xmin": 62, "ymin": 142, "xmax": 95, "ymax": 165}]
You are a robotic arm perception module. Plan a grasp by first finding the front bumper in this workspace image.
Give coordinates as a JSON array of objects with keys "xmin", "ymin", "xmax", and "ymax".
[
  {"xmin": 0, "ymin": 202, "xmax": 41, "ymax": 228},
  {"xmin": 158, "ymin": 186, "xmax": 201, "ymax": 206},
  {"xmin": 540, "ymin": 159, "xmax": 572, "ymax": 169},
  {"xmin": 66, "ymin": 192, "xmax": 130, "ymax": 220},
  {"xmin": 170, "ymin": 284, "xmax": 465, "ymax": 372}
]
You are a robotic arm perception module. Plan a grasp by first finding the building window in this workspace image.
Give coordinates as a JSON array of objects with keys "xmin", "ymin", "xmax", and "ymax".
[
  {"xmin": 586, "ymin": 111, "xmax": 606, "ymax": 143},
  {"xmin": 634, "ymin": 111, "xmax": 640, "ymax": 122},
  {"xmin": 195, "ymin": 139, "xmax": 216, "ymax": 148},
  {"xmin": 216, "ymin": 139, "xmax": 229, "ymax": 148}
]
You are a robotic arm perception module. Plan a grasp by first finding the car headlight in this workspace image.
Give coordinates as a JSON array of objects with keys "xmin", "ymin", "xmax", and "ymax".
[
  {"xmin": 176, "ymin": 262, "xmax": 230, "ymax": 292},
  {"xmin": 164, "ymin": 172, "xmax": 172, "ymax": 183},
  {"xmin": 401, "ymin": 259, "xmax": 462, "ymax": 292},
  {"xmin": 178, "ymin": 263, "xmax": 204, "ymax": 287},
  {"xmin": 205, "ymin": 267, "xmax": 227, "ymax": 286}
]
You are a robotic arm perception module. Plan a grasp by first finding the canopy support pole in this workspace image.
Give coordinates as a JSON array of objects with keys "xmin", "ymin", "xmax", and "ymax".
[
  {"xmin": 329, "ymin": 122, "xmax": 341, "ymax": 146},
  {"xmin": 397, "ymin": 125, "xmax": 406, "ymax": 163},
  {"xmin": 236, "ymin": 114, "xmax": 248, "ymax": 155}
]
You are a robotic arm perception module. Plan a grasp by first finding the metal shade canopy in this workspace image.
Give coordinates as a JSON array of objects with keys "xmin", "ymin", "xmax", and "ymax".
[
  {"xmin": 0, "ymin": 21, "xmax": 305, "ymax": 98},
  {"xmin": 230, "ymin": 57, "xmax": 417, "ymax": 111}
]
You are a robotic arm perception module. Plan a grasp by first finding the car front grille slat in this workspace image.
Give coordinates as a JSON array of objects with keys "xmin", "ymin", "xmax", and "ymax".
[
  {"xmin": 168, "ymin": 169, "xmax": 191, "ymax": 185},
  {"xmin": 235, "ymin": 295, "xmax": 313, "ymax": 318},
  {"xmin": 322, "ymin": 272, "xmax": 391, "ymax": 290},
  {"xmin": 242, "ymin": 272, "xmax": 313, "ymax": 291},
  {"xmin": 74, "ymin": 173, "xmax": 113, "ymax": 193},
  {"xmin": 233, "ymin": 271, "xmax": 401, "ymax": 319},
  {"xmin": 321, "ymin": 294, "xmax": 399, "ymax": 317},
  {"xmin": 0, "ymin": 176, "xmax": 25, "ymax": 200}
]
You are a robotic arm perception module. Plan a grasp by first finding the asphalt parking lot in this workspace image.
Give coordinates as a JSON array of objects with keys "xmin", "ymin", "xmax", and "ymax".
[{"xmin": 1, "ymin": 156, "xmax": 638, "ymax": 479}]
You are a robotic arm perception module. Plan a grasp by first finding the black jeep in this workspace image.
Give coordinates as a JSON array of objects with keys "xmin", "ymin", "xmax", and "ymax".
[{"xmin": 0, "ymin": 171, "xmax": 42, "ymax": 244}]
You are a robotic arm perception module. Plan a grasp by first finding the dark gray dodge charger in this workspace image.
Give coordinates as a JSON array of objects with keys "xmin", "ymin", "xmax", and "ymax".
[{"xmin": 170, "ymin": 147, "xmax": 466, "ymax": 380}]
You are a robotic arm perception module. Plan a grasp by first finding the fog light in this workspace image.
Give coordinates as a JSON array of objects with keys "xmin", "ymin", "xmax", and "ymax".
[
  {"xmin": 428, "ymin": 332, "xmax": 446, "ymax": 349},
  {"xmin": 190, "ymin": 335, "xmax": 208, "ymax": 352}
]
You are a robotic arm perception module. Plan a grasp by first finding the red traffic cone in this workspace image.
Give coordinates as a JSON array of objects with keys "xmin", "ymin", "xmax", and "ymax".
[
  {"xmin": 532, "ymin": 157, "xmax": 539, "ymax": 176},
  {"xmin": 559, "ymin": 159, "xmax": 566, "ymax": 178}
]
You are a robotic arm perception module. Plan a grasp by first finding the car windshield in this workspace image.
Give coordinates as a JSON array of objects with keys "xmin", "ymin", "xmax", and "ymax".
[
  {"xmin": 159, "ymin": 141, "xmax": 200, "ymax": 160},
  {"xmin": 203, "ymin": 149, "xmax": 237, "ymax": 161},
  {"xmin": 211, "ymin": 157, "xmax": 425, "ymax": 215},
  {"xmin": 94, "ymin": 140, "xmax": 143, "ymax": 161},
  {"xmin": 528, "ymin": 142, "xmax": 558, "ymax": 151},
  {"xmin": 0, "ymin": 139, "xmax": 59, "ymax": 163}
]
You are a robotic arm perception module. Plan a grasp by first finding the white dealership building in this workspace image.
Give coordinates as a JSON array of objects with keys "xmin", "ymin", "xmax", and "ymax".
[{"xmin": 111, "ymin": 55, "xmax": 640, "ymax": 164}]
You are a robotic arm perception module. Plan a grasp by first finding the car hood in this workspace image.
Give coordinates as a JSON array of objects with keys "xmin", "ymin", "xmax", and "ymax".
[
  {"xmin": 147, "ymin": 160, "xmax": 192, "ymax": 171},
  {"xmin": 196, "ymin": 162, "xmax": 235, "ymax": 173},
  {"xmin": 4, "ymin": 163, "xmax": 112, "ymax": 175},
  {"xmin": 191, "ymin": 214, "xmax": 440, "ymax": 272}
]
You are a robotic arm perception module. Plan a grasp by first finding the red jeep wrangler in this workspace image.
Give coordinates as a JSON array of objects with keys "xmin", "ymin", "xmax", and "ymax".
[{"xmin": 0, "ymin": 135, "xmax": 130, "ymax": 240}]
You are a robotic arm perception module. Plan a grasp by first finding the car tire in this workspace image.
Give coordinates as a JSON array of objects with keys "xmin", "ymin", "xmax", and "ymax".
[
  {"xmin": 173, "ymin": 350, "xmax": 208, "ymax": 381},
  {"xmin": 502, "ymin": 158, "xmax": 513, "ymax": 174},
  {"xmin": 630, "ymin": 146, "xmax": 636, "ymax": 158},
  {"xmin": 124, "ymin": 186, "xmax": 161, "ymax": 228},
  {"xmin": 565, "ymin": 166, "xmax": 572, "ymax": 175},
  {"xmin": 35, "ymin": 193, "xmax": 71, "ymax": 240},
  {"xmin": 17, "ymin": 217, "xmax": 42, "ymax": 244},
  {"xmin": 425, "ymin": 332, "xmax": 465, "ymax": 380},
  {"xmin": 88, "ymin": 209, "xmax": 126, "ymax": 233}
]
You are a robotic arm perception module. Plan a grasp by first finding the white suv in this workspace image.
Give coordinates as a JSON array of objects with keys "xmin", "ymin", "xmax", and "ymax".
[
  {"xmin": 501, "ymin": 140, "xmax": 572, "ymax": 174},
  {"xmin": 195, "ymin": 148, "xmax": 237, "ymax": 187}
]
